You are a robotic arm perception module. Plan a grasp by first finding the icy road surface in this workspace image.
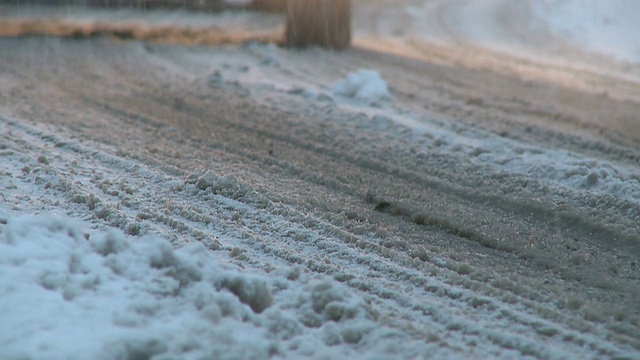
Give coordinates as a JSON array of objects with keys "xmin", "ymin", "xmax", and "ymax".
[{"xmin": 1, "ymin": 1, "xmax": 640, "ymax": 359}]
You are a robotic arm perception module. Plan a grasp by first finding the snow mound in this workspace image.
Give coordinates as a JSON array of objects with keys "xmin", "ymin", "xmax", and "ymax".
[
  {"xmin": 332, "ymin": 69, "xmax": 390, "ymax": 103},
  {"xmin": 533, "ymin": 0, "xmax": 640, "ymax": 63},
  {"xmin": 0, "ymin": 215, "xmax": 433, "ymax": 359}
]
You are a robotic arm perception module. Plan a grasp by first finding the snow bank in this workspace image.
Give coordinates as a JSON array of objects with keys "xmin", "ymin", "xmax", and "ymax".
[
  {"xmin": 533, "ymin": 0, "xmax": 640, "ymax": 63},
  {"xmin": 0, "ymin": 216, "xmax": 431, "ymax": 359},
  {"xmin": 332, "ymin": 69, "xmax": 390, "ymax": 104}
]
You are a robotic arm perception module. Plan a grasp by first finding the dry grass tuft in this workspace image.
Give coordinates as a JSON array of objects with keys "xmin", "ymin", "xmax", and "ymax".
[{"xmin": 0, "ymin": 19, "xmax": 280, "ymax": 45}]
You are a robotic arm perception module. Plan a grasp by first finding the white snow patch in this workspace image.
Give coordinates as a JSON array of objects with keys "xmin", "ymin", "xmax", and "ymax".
[
  {"xmin": 0, "ymin": 215, "xmax": 437, "ymax": 359},
  {"xmin": 532, "ymin": 0, "xmax": 640, "ymax": 63},
  {"xmin": 368, "ymin": 110, "xmax": 640, "ymax": 204},
  {"xmin": 332, "ymin": 69, "xmax": 390, "ymax": 104}
]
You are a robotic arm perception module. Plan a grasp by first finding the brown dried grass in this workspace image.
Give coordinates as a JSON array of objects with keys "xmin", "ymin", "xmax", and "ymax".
[{"xmin": 0, "ymin": 19, "xmax": 281, "ymax": 45}]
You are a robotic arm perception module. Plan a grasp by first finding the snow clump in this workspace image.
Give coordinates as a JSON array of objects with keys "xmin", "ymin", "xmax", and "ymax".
[
  {"xmin": 0, "ymin": 215, "xmax": 433, "ymax": 359},
  {"xmin": 332, "ymin": 69, "xmax": 390, "ymax": 103}
]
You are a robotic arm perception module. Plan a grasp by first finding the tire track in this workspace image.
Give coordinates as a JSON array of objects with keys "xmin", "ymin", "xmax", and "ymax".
[{"xmin": 1, "ymin": 31, "xmax": 639, "ymax": 357}]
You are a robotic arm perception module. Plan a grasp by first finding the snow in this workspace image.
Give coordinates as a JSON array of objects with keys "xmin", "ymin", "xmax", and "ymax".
[
  {"xmin": 532, "ymin": 0, "xmax": 640, "ymax": 63},
  {"xmin": 3, "ymin": 110, "xmax": 618, "ymax": 359},
  {"xmin": 357, "ymin": 0, "xmax": 640, "ymax": 91},
  {"xmin": 430, "ymin": 0, "xmax": 640, "ymax": 65},
  {"xmin": 1, "ymin": 1, "xmax": 640, "ymax": 359},
  {"xmin": 332, "ymin": 69, "xmax": 390, "ymax": 104},
  {"xmin": 0, "ymin": 215, "xmax": 435, "ymax": 359},
  {"xmin": 392, "ymin": 113, "xmax": 640, "ymax": 203},
  {"xmin": 2, "ymin": 59, "xmax": 637, "ymax": 358}
]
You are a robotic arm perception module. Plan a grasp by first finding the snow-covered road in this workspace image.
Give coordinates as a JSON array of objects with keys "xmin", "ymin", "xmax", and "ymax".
[{"xmin": 1, "ymin": 1, "xmax": 639, "ymax": 359}]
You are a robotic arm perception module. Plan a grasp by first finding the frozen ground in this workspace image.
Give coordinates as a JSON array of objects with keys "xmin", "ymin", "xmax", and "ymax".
[{"xmin": 1, "ymin": 1, "xmax": 640, "ymax": 359}]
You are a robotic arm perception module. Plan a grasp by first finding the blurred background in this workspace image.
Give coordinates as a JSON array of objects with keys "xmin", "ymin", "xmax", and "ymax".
[
  {"xmin": 1, "ymin": 0, "xmax": 284, "ymax": 11},
  {"xmin": 1, "ymin": 0, "xmax": 638, "ymax": 87}
]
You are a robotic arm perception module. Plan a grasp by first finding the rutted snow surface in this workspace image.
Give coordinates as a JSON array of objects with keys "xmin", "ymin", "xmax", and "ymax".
[{"xmin": 1, "ymin": 2, "xmax": 640, "ymax": 359}]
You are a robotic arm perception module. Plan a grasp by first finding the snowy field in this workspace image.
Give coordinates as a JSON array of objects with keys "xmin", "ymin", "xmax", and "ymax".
[
  {"xmin": 1, "ymin": 1, "xmax": 640, "ymax": 359},
  {"xmin": 533, "ymin": 0, "xmax": 640, "ymax": 64}
]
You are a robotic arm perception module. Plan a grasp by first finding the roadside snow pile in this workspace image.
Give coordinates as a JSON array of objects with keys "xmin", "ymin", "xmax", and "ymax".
[
  {"xmin": 0, "ymin": 216, "xmax": 432, "ymax": 359},
  {"xmin": 332, "ymin": 69, "xmax": 390, "ymax": 104},
  {"xmin": 533, "ymin": 0, "xmax": 640, "ymax": 63}
]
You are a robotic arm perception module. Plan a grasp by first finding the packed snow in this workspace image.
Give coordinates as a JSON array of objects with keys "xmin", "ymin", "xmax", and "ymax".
[
  {"xmin": 1, "ymin": 0, "xmax": 640, "ymax": 359},
  {"xmin": 386, "ymin": 112, "xmax": 640, "ymax": 204}
]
